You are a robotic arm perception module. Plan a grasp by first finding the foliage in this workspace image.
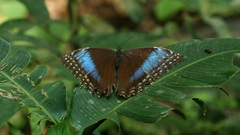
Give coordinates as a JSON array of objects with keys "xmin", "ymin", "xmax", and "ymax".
[{"xmin": 0, "ymin": 0, "xmax": 240, "ymax": 134}]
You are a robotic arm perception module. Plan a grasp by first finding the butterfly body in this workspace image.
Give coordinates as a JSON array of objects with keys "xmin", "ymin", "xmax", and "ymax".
[{"xmin": 61, "ymin": 47, "xmax": 183, "ymax": 98}]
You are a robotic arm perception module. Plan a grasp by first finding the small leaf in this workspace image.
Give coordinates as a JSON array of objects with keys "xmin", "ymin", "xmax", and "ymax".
[
  {"xmin": 172, "ymin": 109, "xmax": 186, "ymax": 120},
  {"xmin": 212, "ymin": 86, "xmax": 229, "ymax": 96},
  {"xmin": 192, "ymin": 98, "xmax": 207, "ymax": 115}
]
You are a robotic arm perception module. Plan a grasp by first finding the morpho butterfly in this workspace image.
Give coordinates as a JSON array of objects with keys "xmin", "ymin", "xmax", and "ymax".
[{"xmin": 61, "ymin": 47, "xmax": 184, "ymax": 98}]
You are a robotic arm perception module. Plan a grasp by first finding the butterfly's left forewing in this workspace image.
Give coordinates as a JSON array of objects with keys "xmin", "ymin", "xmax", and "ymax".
[
  {"xmin": 116, "ymin": 47, "xmax": 184, "ymax": 98},
  {"xmin": 61, "ymin": 48, "xmax": 116, "ymax": 97}
]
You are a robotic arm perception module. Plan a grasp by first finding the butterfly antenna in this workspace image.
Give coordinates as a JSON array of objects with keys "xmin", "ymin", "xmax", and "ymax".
[
  {"xmin": 119, "ymin": 36, "xmax": 134, "ymax": 49},
  {"xmin": 107, "ymin": 38, "xmax": 120, "ymax": 46}
]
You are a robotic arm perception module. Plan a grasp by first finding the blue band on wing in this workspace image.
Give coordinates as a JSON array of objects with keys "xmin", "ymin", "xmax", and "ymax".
[
  {"xmin": 130, "ymin": 68, "xmax": 145, "ymax": 82},
  {"xmin": 74, "ymin": 50, "xmax": 101, "ymax": 82},
  {"xmin": 130, "ymin": 48, "xmax": 168, "ymax": 82}
]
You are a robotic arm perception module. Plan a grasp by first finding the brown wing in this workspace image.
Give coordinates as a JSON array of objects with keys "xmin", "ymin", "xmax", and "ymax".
[
  {"xmin": 116, "ymin": 47, "xmax": 184, "ymax": 98},
  {"xmin": 61, "ymin": 47, "xmax": 116, "ymax": 97}
]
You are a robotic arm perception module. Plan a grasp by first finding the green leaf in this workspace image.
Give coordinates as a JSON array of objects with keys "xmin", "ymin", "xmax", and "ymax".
[
  {"xmin": 70, "ymin": 89, "xmax": 122, "ymax": 134},
  {"xmin": 222, "ymin": 72, "xmax": 240, "ymax": 91},
  {"xmin": 116, "ymin": 94, "xmax": 170, "ymax": 122},
  {"xmin": 68, "ymin": 38, "xmax": 240, "ymax": 134},
  {"xmin": 29, "ymin": 110, "xmax": 46, "ymax": 135},
  {"xmin": 142, "ymin": 84, "xmax": 191, "ymax": 101},
  {"xmin": 192, "ymin": 98, "xmax": 207, "ymax": 115},
  {"xmin": 70, "ymin": 87, "xmax": 175, "ymax": 134},
  {"xmin": 18, "ymin": 0, "xmax": 50, "ymax": 25},
  {"xmin": 0, "ymin": 38, "xmax": 67, "ymax": 124},
  {"xmin": 164, "ymin": 39, "xmax": 240, "ymax": 86},
  {"xmin": 0, "ymin": 38, "xmax": 10, "ymax": 62},
  {"xmin": 46, "ymin": 119, "xmax": 74, "ymax": 135},
  {"xmin": 172, "ymin": 109, "xmax": 186, "ymax": 120}
]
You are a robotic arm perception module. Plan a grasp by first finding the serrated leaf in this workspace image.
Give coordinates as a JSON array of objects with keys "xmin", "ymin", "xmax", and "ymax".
[{"xmin": 0, "ymin": 38, "xmax": 67, "ymax": 124}]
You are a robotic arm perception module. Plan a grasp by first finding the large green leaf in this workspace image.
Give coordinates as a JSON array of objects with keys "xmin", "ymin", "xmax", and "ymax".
[
  {"xmin": 0, "ymin": 38, "xmax": 67, "ymax": 124},
  {"xmin": 69, "ymin": 38, "xmax": 240, "ymax": 134}
]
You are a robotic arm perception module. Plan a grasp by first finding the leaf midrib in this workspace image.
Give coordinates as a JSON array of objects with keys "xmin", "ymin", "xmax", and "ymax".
[{"xmin": 1, "ymin": 69, "xmax": 57, "ymax": 124}]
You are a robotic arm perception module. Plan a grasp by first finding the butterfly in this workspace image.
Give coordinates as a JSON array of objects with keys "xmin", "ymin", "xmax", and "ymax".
[{"xmin": 61, "ymin": 47, "xmax": 184, "ymax": 98}]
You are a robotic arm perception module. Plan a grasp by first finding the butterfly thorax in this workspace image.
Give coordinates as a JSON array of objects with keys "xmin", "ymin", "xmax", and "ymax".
[{"xmin": 114, "ymin": 47, "xmax": 123, "ymax": 68}]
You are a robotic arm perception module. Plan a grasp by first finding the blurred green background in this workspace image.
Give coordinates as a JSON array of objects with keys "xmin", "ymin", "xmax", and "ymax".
[{"xmin": 0, "ymin": 0, "xmax": 240, "ymax": 134}]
